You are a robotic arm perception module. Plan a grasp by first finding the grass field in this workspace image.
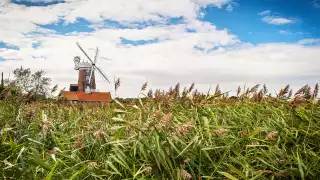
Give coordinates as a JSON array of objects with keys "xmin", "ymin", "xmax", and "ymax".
[{"xmin": 0, "ymin": 84, "xmax": 320, "ymax": 179}]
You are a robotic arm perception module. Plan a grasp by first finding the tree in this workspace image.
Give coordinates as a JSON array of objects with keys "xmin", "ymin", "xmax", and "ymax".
[
  {"xmin": 31, "ymin": 70, "xmax": 51, "ymax": 97},
  {"xmin": 13, "ymin": 66, "xmax": 32, "ymax": 93},
  {"xmin": 9, "ymin": 66, "xmax": 57, "ymax": 99}
]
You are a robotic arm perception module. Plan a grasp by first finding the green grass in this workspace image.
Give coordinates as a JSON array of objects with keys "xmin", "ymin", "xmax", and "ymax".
[{"xmin": 0, "ymin": 98, "xmax": 319, "ymax": 179}]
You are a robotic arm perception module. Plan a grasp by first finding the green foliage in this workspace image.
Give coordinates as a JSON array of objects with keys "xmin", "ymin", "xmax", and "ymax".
[
  {"xmin": 3, "ymin": 67, "xmax": 58, "ymax": 101},
  {"xmin": 0, "ymin": 99, "xmax": 319, "ymax": 179},
  {"xmin": 0, "ymin": 86, "xmax": 4, "ymax": 94},
  {"xmin": 30, "ymin": 70, "xmax": 52, "ymax": 96},
  {"xmin": 12, "ymin": 66, "xmax": 33, "ymax": 92}
]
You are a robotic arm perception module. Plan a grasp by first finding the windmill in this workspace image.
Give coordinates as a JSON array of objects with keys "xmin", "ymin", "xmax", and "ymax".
[
  {"xmin": 74, "ymin": 42, "xmax": 110, "ymax": 93},
  {"xmin": 62, "ymin": 42, "xmax": 112, "ymax": 102}
]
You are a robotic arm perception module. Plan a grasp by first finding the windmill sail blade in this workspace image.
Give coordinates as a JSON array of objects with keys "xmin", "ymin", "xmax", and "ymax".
[
  {"xmin": 76, "ymin": 42, "xmax": 94, "ymax": 63},
  {"xmin": 94, "ymin": 65, "xmax": 110, "ymax": 83},
  {"xmin": 89, "ymin": 65, "xmax": 94, "ymax": 84},
  {"xmin": 94, "ymin": 48, "xmax": 99, "ymax": 65}
]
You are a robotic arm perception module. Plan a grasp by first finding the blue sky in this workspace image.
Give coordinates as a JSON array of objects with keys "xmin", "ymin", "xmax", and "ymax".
[
  {"xmin": 0, "ymin": 0, "xmax": 319, "ymax": 49},
  {"xmin": 201, "ymin": 0, "xmax": 320, "ymax": 44},
  {"xmin": 11, "ymin": 0, "xmax": 65, "ymax": 6},
  {"xmin": 2, "ymin": 0, "xmax": 319, "ymax": 47},
  {"xmin": 1, "ymin": 0, "xmax": 320, "ymax": 97},
  {"xmin": 0, "ymin": 42, "xmax": 19, "ymax": 50}
]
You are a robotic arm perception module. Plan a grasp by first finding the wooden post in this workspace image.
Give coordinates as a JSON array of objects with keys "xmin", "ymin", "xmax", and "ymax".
[{"xmin": 1, "ymin": 72, "xmax": 4, "ymax": 87}]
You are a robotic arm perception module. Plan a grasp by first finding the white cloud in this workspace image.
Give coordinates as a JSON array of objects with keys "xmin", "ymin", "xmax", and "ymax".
[
  {"xmin": 0, "ymin": 0, "xmax": 232, "ymax": 48},
  {"xmin": 192, "ymin": 0, "xmax": 231, "ymax": 7},
  {"xmin": 0, "ymin": 14, "xmax": 242, "ymax": 97},
  {"xmin": 259, "ymin": 10, "xmax": 296, "ymax": 26},
  {"xmin": 226, "ymin": 4, "xmax": 233, "ymax": 12},
  {"xmin": 262, "ymin": 16, "xmax": 295, "ymax": 25},
  {"xmin": 224, "ymin": 1, "xmax": 239, "ymax": 12},
  {"xmin": 1, "ymin": 0, "xmax": 320, "ymax": 98},
  {"xmin": 298, "ymin": 38, "xmax": 320, "ymax": 45},
  {"xmin": 279, "ymin": 30, "xmax": 309, "ymax": 35},
  {"xmin": 279, "ymin": 30, "xmax": 289, "ymax": 35},
  {"xmin": 0, "ymin": 48, "xmax": 22, "ymax": 60},
  {"xmin": 62, "ymin": 0, "xmax": 231, "ymax": 23},
  {"xmin": 1, "ymin": 24, "xmax": 319, "ymax": 97},
  {"xmin": 258, "ymin": 10, "xmax": 271, "ymax": 16}
]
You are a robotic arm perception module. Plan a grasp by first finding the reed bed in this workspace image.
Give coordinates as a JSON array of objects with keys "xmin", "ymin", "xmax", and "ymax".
[{"xmin": 0, "ymin": 84, "xmax": 320, "ymax": 179}]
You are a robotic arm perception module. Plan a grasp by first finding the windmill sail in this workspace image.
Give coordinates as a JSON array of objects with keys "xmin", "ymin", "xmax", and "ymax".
[
  {"xmin": 89, "ymin": 47, "xmax": 99, "ymax": 85},
  {"xmin": 95, "ymin": 66, "xmax": 110, "ymax": 83},
  {"xmin": 76, "ymin": 42, "xmax": 93, "ymax": 63},
  {"xmin": 76, "ymin": 42, "xmax": 111, "ymax": 93}
]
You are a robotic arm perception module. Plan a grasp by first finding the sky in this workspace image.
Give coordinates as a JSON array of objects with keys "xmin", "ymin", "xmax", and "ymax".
[{"xmin": 0, "ymin": 0, "xmax": 320, "ymax": 97}]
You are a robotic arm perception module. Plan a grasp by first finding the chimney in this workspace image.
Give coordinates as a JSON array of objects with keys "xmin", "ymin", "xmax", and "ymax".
[{"xmin": 1, "ymin": 72, "xmax": 4, "ymax": 87}]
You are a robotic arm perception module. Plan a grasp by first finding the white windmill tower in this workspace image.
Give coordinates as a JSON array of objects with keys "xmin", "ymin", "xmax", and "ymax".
[{"xmin": 73, "ymin": 42, "xmax": 111, "ymax": 94}]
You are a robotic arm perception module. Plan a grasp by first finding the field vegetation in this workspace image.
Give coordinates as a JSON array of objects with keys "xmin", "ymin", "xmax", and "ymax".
[{"xmin": 0, "ymin": 68, "xmax": 320, "ymax": 179}]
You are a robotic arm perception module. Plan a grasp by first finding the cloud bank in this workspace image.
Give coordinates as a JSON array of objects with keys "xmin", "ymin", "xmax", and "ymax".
[{"xmin": 0, "ymin": 0, "xmax": 319, "ymax": 98}]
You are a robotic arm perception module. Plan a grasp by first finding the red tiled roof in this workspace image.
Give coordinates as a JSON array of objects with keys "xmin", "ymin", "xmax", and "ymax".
[
  {"xmin": 62, "ymin": 91, "xmax": 79, "ymax": 101},
  {"xmin": 62, "ymin": 91, "xmax": 111, "ymax": 102}
]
